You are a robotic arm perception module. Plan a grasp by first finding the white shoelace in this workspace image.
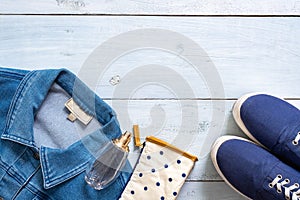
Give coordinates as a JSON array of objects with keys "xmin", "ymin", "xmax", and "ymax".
[
  {"xmin": 293, "ymin": 132, "xmax": 300, "ymax": 145},
  {"xmin": 269, "ymin": 175, "xmax": 300, "ymax": 200}
]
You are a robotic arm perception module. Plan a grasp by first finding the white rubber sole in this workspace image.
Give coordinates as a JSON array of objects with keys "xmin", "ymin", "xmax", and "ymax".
[{"xmin": 211, "ymin": 135, "xmax": 253, "ymax": 200}]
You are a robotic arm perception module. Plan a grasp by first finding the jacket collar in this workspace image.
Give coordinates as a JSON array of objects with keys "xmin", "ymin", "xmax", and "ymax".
[{"xmin": 1, "ymin": 68, "xmax": 122, "ymax": 189}]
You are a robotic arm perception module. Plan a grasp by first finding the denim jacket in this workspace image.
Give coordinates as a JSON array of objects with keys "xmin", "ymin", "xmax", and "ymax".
[{"xmin": 0, "ymin": 67, "xmax": 131, "ymax": 200}]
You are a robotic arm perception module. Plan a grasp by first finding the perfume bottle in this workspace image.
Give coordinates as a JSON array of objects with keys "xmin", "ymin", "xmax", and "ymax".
[{"xmin": 85, "ymin": 131, "xmax": 131, "ymax": 190}]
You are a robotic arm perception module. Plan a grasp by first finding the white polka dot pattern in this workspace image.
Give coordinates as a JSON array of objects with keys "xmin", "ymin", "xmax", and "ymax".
[{"xmin": 119, "ymin": 140, "xmax": 197, "ymax": 200}]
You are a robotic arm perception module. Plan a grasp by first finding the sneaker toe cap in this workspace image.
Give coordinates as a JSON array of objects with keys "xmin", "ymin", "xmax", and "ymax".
[
  {"xmin": 239, "ymin": 94, "xmax": 300, "ymax": 148},
  {"xmin": 211, "ymin": 136, "xmax": 280, "ymax": 199}
]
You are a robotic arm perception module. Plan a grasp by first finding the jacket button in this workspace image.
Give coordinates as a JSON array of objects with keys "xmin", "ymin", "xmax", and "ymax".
[{"xmin": 33, "ymin": 152, "xmax": 40, "ymax": 160}]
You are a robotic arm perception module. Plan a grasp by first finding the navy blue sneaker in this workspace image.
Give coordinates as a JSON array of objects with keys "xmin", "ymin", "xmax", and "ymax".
[
  {"xmin": 233, "ymin": 93, "xmax": 300, "ymax": 169},
  {"xmin": 211, "ymin": 136, "xmax": 300, "ymax": 200}
]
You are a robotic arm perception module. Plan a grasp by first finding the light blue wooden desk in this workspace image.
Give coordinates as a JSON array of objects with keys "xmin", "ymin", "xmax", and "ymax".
[{"xmin": 1, "ymin": 1, "xmax": 300, "ymax": 199}]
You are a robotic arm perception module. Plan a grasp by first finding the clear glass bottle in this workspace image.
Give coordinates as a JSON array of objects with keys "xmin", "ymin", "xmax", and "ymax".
[{"xmin": 85, "ymin": 131, "xmax": 131, "ymax": 190}]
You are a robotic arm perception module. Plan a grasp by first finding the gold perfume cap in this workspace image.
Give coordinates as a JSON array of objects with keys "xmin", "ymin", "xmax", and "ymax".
[{"xmin": 113, "ymin": 131, "xmax": 132, "ymax": 152}]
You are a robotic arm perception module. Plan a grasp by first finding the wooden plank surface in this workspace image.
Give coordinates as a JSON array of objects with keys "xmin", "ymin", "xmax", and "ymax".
[
  {"xmin": 115, "ymin": 100, "xmax": 240, "ymax": 181},
  {"xmin": 1, "ymin": 16, "xmax": 300, "ymax": 98},
  {"xmin": 116, "ymin": 181, "xmax": 244, "ymax": 199},
  {"xmin": 178, "ymin": 182, "xmax": 244, "ymax": 200},
  {"xmin": 0, "ymin": 0, "xmax": 300, "ymax": 15},
  {"xmin": 1, "ymin": 3, "xmax": 299, "ymax": 198}
]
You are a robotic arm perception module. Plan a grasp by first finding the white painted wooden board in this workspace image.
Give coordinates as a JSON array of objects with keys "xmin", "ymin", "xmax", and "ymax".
[
  {"xmin": 0, "ymin": 0, "xmax": 300, "ymax": 15},
  {"xmin": 1, "ymin": 16, "xmax": 300, "ymax": 98},
  {"xmin": 1, "ymin": 12, "xmax": 299, "ymax": 199},
  {"xmin": 112, "ymin": 100, "xmax": 240, "ymax": 181},
  {"xmin": 178, "ymin": 182, "xmax": 244, "ymax": 200}
]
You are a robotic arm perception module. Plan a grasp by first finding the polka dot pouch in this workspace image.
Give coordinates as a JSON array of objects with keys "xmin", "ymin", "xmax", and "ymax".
[{"xmin": 119, "ymin": 136, "xmax": 198, "ymax": 200}]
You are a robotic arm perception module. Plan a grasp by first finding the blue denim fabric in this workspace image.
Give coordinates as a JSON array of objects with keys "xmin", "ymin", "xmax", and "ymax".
[{"xmin": 0, "ymin": 67, "xmax": 132, "ymax": 200}]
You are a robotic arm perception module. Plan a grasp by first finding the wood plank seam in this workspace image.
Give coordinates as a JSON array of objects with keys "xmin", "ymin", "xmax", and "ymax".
[{"xmin": 1, "ymin": 14, "xmax": 300, "ymax": 17}]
